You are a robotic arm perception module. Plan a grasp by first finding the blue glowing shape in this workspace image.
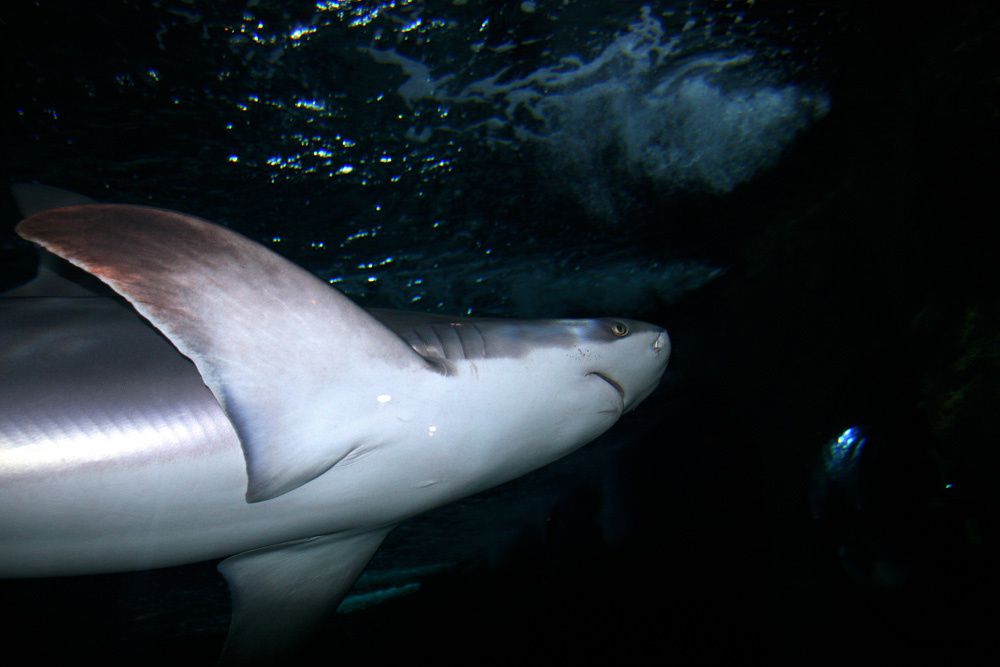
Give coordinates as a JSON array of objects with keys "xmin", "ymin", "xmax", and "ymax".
[{"xmin": 823, "ymin": 426, "xmax": 866, "ymax": 480}]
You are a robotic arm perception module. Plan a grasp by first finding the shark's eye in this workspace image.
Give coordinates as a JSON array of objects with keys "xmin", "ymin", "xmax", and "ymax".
[{"xmin": 611, "ymin": 321, "xmax": 629, "ymax": 337}]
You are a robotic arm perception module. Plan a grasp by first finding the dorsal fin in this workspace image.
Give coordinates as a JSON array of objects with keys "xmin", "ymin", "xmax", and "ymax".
[
  {"xmin": 7, "ymin": 184, "xmax": 107, "ymax": 296},
  {"xmin": 17, "ymin": 204, "xmax": 433, "ymax": 501},
  {"xmin": 12, "ymin": 183, "xmax": 96, "ymax": 217}
]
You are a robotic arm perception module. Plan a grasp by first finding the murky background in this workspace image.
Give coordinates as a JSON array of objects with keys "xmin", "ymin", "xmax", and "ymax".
[{"xmin": 1, "ymin": 1, "xmax": 996, "ymax": 664}]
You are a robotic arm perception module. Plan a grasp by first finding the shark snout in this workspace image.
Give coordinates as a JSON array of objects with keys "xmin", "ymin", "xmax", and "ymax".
[
  {"xmin": 583, "ymin": 322, "xmax": 669, "ymax": 416},
  {"xmin": 620, "ymin": 327, "xmax": 670, "ymax": 412},
  {"xmin": 653, "ymin": 330, "xmax": 670, "ymax": 356}
]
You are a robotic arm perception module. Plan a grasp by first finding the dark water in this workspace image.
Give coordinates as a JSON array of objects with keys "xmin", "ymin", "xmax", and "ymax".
[{"xmin": 1, "ymin": 1, "xmax": 997, "ymax": 663}]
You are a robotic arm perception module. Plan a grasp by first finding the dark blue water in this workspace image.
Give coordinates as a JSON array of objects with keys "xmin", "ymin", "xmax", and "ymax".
[{"xmin": 1, "ymin": 1, "xmax": 996, "ymax": 663}]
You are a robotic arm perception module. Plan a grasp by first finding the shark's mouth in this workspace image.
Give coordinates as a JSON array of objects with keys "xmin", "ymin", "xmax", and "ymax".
[{"xmin": 588, "ymin": 371, "xmax": 625, "ymax": 408}]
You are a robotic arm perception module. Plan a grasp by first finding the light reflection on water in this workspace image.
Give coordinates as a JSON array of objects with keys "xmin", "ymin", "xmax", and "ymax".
[{"xmin": 12, "ymin": 1, "xmax": 830, "ymax": 317}]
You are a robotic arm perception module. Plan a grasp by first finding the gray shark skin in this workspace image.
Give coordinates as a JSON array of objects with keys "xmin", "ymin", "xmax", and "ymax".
[{"xmin": 0, "ymin": 185, "xmax": 670, "ymax": 661}]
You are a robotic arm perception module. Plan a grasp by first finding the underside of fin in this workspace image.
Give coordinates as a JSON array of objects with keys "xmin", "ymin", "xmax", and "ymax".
[
  {"xmin": 217, "ymin": 528, "xmax": 392, "ymax": 662},
  {"xmin": 16, "ymin": 203, "xmax": 433, "ymax": 501},
  {"xmin": 12, "ymin": 183, "xmax": 96, "ymax": 217}
]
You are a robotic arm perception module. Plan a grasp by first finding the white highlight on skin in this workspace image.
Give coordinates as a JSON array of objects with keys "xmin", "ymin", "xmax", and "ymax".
[{"xmin": 2, "ymin": 412, "xmax": 205, "ymax": 479}]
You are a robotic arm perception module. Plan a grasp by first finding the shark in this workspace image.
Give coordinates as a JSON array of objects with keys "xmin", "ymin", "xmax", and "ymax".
[{"xmin": 0, "ymin": 185, "xmax": 670, "ymax": 661}]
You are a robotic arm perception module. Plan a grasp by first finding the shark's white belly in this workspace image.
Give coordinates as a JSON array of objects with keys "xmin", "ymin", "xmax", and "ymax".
[{"xmin": 0, "ymin": 381, "xmax": 486, "ymax": 576}]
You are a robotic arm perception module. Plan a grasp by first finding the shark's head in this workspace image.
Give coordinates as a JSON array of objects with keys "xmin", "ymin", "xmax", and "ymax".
[
  {"xmin": 577, "ymin": 317, "xmax": 671, "ymax": 415},
  {"xmin": 550, "ymin": 317, "xmax": 670, "ymax": 451},
  {"xmin": 411, "ymin": 315, "xmax": 670, "ymax": 489}
]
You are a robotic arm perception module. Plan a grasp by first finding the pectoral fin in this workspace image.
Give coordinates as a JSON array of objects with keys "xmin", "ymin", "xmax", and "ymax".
[
  {"xmin": 17, "ymin": 204, "xmax": 434, "ymax": 501},
  {"xmin": 217, "ymin": 528, "xmax": 392, "ymax": 662}
]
